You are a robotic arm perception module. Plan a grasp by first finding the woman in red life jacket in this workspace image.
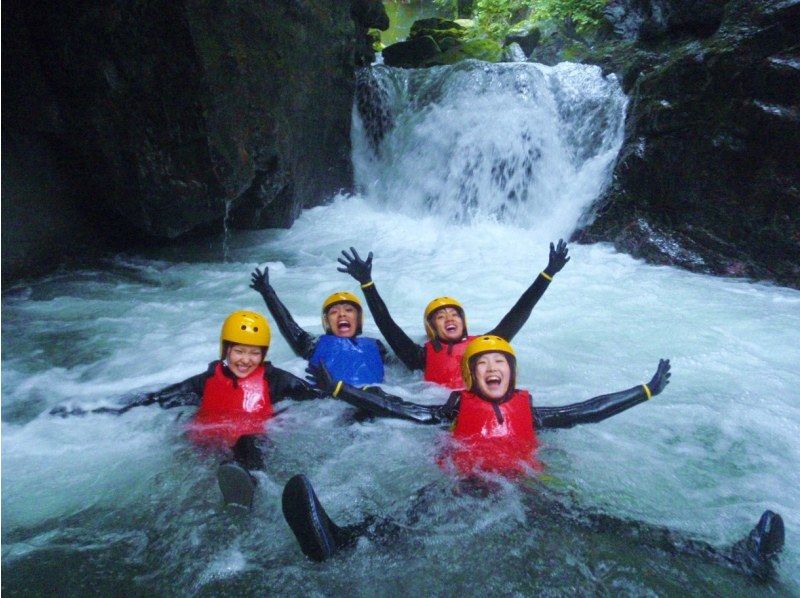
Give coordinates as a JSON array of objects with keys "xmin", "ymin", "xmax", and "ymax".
[
  {"xmin": 336, "ymin": 241, "xmax": 570, "ymax": 388},
  {"xmin": 280, "ymin": 337, "xmax": 784, "ymax": 582},
  {"xmin": 51, "ymin": 311, "xmax": 322, "ymax": 510}
]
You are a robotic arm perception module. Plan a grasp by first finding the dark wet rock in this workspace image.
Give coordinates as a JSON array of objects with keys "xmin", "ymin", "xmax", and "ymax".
[
  {"xmin": 3, "ymin": 0, "xmax": 380, "ymax": 281},
  {"xmin": 382, "ymin": 17, "xmax": 503, "ymax": 68},
  {"xmin": 355, "ymin": 67, "xmax": 394, "ymax": 152},
  {"xmin": 505, "ymin": 26, "xmax": 542, "ymax": 57},
  {"xmin": 604, "ymin": 0, "xmax": 726, "ymax": 41},
  {"xmin": 352, "ymin": 0, "xmax": 390, "ymax": 66},
  {"xmin": 572, "ymin": 0, "xmax": 800, "ymax": 288},
  {"xmin": 383, "ymin": 35, "xmax": 442, "ymax": 68}
]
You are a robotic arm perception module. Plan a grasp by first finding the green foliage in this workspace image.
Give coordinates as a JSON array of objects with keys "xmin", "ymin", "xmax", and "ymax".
[
  {"xmin": 435, "ymin": 0, "xmax": 609, "ymax": 40},
  {"xmin": 531, "ymin": 0, "xmax": 608, "ymax": 32}
]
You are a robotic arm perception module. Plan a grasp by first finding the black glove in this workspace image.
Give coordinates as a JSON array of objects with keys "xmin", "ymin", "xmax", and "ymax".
[
  {"xmin": 544, "ymin": 239, "xmax": 570, "ymax": 276},
  {"xmin": 50, "ymin": 405, "xmax": 86, "ymax": 418},
  {"xmin": 337, "ymin": 247, "xmax": 373, "ymax": 285},
  {"xmin": 50, "ymin": 405, "xmax": 127, "ymax": 417},
  {"xmin": 250, "ymin": 266, "xmax": 271, "ymax": 295},
  {"xmin": 647, "ymin": 359, "xmax": 671, "ymax": 396},
  {"xmin": 305, "ymin": 362, "xmax": 337, "ymax": 395}
]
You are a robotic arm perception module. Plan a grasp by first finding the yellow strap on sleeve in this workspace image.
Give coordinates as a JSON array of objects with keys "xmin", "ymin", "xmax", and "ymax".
[
  {"xmin": 643, "ymin": 384, "xmax": 652, "ymax": 400},
  {"xmin": 361, "ymin": 281, "xmax": 375, "ymax": 289},
  {"xmin": 540, "ymin": 271, "xmax": 553, "ymax": 282},
  {"xmin": 333, "ymin": 381, "xmax": 343, "ymax": 397}
]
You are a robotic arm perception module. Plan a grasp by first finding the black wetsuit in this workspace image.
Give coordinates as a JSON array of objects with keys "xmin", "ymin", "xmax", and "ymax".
[
  {"xmin": 282, "ymin": 383, "xmax": 784, "ymax": 579},
  {"xmin": 81, "ymin": 361, "xmax": 321, "ymax": 470},
  {"xmin": 327, "ymin": 378, "xmax": 650, "ymax": 428},
  {"xmin": 359, "ymin": 272, "xmax": 553, "ymax": 371},
  {"xmin": 255, "ymin": 285, "xmax": 388, "ymax": 363},
  {"xmin": 115, "ymin": 360, "xmax": 319, "ymax": 412}
]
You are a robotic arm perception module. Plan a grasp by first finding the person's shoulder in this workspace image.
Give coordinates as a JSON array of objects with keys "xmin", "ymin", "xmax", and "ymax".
[{"xmin": 206, "ymin": 360, "xmax": 222, "ymax": 374}]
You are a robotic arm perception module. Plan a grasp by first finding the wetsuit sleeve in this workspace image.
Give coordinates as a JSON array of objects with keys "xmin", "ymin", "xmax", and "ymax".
[
  {"xmin": 361, "ymin": 283, "xmax": 425, "ymax": 370},
  {"xmin": 532, "ymin": 385, "xmax": 650, "ymax": 429},
  {"xmin": 117, "ymin": 363, "xmax": 215, "ymax": 412},
  {"xmin": 256, "ymin": 286, "xmax": 318, "ymax": 359},
  {"xmin": 487, "ymin": 272, "xmax": 552, "ymax": 340},
  {"xmin": 332, "ymin": 384, "xmax": 459, "ymax": 424},
  {"xmin": 267, "ymin": 364, "xmax": 323, "ymax": 403}
]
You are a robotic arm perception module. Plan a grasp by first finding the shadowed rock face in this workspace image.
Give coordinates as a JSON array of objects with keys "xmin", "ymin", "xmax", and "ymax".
[
  {"xmin": 3, "ymin": 0, "xmax": 389, "ymax": 281},
  {"xmin": 574, "ymin": 0, "xmax": 800, "ymax": 288}
]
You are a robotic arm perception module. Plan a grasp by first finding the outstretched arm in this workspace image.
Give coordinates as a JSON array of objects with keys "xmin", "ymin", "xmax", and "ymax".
[
  {"xmin": 306, "ymin": 362, "xmax": 456, "ymax": 424},
  {"xmin": 50, "ymin": 366, "xmax": 211, "ymax": 417},
  {"xmin": 533, "ymin": 359, "xmax": 671, "ymax": 429},
  {"xmin": 250, "ymin": 266, "xmax": 317, "ymax": 359},
  {"xmin": 338, "ymin": 248, "xmax": 425, "ymax": 371},
  {"xmin": 489, "ymin": 240, "xmax": 570, "ymax": 340},
  {"xmin": 267, "ymin": 364, "xmax": 323, "ymax": 403}
]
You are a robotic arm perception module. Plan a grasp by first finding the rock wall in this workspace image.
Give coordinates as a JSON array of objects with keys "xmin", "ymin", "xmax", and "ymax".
[
  {"xmin": 2, "ymin": 0, "xmax": 388, "ymax": 282},
  {"xmin": 575, "ymin": 0, "xmax": 800, "ymax": 288}
]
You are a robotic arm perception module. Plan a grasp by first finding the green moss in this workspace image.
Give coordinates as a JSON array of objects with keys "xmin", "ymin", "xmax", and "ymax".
[
  {"xmin": 437, "ymin": 37, "xmax": 503, "ymax": 64},
  {"xmin": 368, "ymin": 28, "xmax": 384, "ymax": 52}
]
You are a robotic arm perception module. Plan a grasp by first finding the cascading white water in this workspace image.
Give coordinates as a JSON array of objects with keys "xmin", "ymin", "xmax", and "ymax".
[
  {"xmin": 353, "ymin": 60, "xmax": 626, "ymax": 239},
  {"xmin": 2, "ymin": 59, "xmax": 799, "ymax": 594}
]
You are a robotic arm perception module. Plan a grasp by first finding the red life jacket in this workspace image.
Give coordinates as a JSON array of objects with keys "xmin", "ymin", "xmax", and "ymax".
[
  {"xmin": 444, "ymin": 389, "xmax": 541, "ymax": 477},
  {"xmin": 188, "ymin": 362, "xmax": 273, "ymax": 447},
  {"xmin": 423, "ymin": 336, "xmax": 476, "ymax": 389}
]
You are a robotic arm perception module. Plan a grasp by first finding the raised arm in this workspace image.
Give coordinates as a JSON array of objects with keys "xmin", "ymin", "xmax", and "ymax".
[
  {"xmin": 338, "ymin": 247, "xmax": 425, "ymax": 370},
  {"xmin": 533, "ymin": 359, "xmax": 671, "ymax": 429},
  {"xmin": 489, "ymin": 240, "xmax": 570, "ymax": 340},
  {"xmin": 306, "ymin": 362, "xmax": 456, "ymax": 424},
  {"xmin": 250, "ymin": 266, "xmax": 317, "ymax": 359},
  {"xmin": 50, "ymin": 366, "xmax": 211, "ymax": 417}
]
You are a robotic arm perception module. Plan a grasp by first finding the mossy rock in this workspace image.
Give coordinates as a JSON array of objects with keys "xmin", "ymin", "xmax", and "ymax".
[
  {"xmin": 410, "ymin": 18, "xmax": 464, "ymax": 38},
  {"xmin": 383, "ymin": 35, "xmax": 442, "ymax": 68},
  {"xmin": 437, "ymin": 38, "xmax": 503, "ymax": 65},
  {"xmin": 368, "ymin": 28, "xmax": 383, "ymax": 52}
]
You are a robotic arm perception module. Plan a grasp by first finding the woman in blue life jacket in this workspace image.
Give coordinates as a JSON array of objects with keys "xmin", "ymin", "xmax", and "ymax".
[{"xmin": 250, "ymin": 267, "xmax": 386, "ymax": 386}]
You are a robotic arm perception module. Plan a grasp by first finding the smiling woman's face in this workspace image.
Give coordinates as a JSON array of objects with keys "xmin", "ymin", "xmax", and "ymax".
[
  {"xmin": 325, "ymin": 302, "xmax": 359, "ymax": 338},
  {"xmin": 430, "ymin": 306, "xmax": 465, "ymax": 342},
  {"xmin": 226, "ymin": 343, "xmax": 265, "ymax": 378},
  {"xmin": 473, "ymin": 352, "xmax": 511, "ymax": 399}
]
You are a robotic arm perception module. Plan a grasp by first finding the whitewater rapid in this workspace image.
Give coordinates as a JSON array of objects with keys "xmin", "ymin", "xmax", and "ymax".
[{"xmin": 2, "ymin": 59, "xmax": 799, "ymax": 594}]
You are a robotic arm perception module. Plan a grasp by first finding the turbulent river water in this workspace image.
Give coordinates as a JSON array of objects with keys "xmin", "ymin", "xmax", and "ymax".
[{"xmin": 3, "ymin": 60, "xmax": 799, "ymax": 596}]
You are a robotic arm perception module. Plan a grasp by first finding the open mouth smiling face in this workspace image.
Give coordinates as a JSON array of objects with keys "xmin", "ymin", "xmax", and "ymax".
[
  {"xmin": 473, "ymin": 352, "xmax": 511, "ymax": 400},
  {"xmin": 431, "ymin": 307, "xmax": 465, "ymax": 342},
  {"xmin": 326, "ymin": 302, "xmax": 359, "ymax": 338}
]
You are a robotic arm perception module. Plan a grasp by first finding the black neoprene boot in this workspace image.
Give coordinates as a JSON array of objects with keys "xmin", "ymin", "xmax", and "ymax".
[
  {"xmin": 217, "ymin": 461, "xmax": 256, "ymax": 509},
  {"xmin": 729, "ymin": 510, "xmax": 785, "ymax": 581},
  {"xmin": 282, "ymin": 474, "xmax": 367, "ymax": 562}
]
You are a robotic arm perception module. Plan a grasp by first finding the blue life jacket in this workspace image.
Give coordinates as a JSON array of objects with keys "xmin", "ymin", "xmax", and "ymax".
[{"xmin": 309, "ymin": 334, "xmax": 384, "ymax": 386}]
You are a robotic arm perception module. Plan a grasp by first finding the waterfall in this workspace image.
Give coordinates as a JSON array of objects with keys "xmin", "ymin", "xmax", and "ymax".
[
  {"xmin": 3, "ymin": 58, "xmax": 799, "ymax": 593},
  {"xmin": 353, "ymin": 60, "xmax": 627, "ymax": 239}
]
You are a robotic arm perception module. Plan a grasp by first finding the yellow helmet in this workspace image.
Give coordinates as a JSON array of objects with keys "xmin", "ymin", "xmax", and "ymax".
[
  {"xmin": 321, "ymin": 291, "xmax": 363, "ymax": 334},
  {"xmin": 423, "ymin": 296, "xmax": 467, "ymax": 340},
  {"xmin": 461, "ymin": 335, "xmax": 516, "ymax": 391},
  {"xmin": 220, "ymin": 310, "xmax": 271, "ymax": 359}
]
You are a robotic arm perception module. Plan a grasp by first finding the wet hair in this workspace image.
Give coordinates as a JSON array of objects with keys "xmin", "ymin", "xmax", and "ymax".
[{"xmin": 222, "ymin": 341, "xmax": 267, "ymax": 361}]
